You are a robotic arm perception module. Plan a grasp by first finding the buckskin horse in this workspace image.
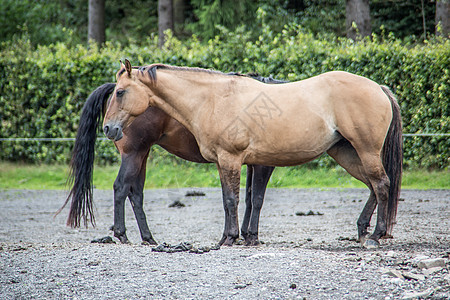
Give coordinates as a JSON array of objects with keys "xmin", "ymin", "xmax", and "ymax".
[
  {"xmin": 62, "ymin": 75, "xmax": 282, "ymax": 245},
  {"xmin": 103, "ymin": 60, "xmax": 402, "ymax": 248}
]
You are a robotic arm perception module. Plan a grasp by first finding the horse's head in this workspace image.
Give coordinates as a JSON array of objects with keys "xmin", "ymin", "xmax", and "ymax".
[{"xmin": 103, "ymin": 59, "xmax": 151, "ymax": 141}]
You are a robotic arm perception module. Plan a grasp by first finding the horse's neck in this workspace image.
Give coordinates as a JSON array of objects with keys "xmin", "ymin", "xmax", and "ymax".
[{"xmin": 150, "ymin": 70, "xmax": 231, "ymax": 134}]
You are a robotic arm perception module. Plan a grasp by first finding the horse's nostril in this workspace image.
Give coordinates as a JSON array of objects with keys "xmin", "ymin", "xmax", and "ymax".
[{"xmin": 103, "ymin": 123, "xmax": 123, "ymax": 141}]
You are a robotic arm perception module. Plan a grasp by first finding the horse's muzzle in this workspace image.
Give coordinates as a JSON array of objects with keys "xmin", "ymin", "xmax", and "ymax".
[{"xmin": 103, "ymin": 123, "xmax": 123, "ymax": 141}]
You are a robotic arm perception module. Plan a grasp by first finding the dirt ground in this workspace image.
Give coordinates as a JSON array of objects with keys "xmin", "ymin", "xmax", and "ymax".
[{"xmin": 0, "ymin": 188, "xmax": 449, "ymax": 299}]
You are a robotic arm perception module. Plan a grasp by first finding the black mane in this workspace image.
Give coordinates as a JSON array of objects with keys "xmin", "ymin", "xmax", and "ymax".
[{"xmin": 137, "ymin": 63, "xmax": 287, "ymax": 84}]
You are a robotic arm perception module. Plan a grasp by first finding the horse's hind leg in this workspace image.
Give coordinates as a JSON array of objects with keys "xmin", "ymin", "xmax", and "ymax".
[
  {"xmin": 357, "ymin": 190, "xmax": 377, "ymax": 244},
  {"xmin": 244, "ymin": 165, "xmax": 274, "ymax": 246},
  {"xmin": 360, "ymin": 156, "xmax": 390, "ymax": 248},
  {"xmin": 350, "ymin": 146, "xmax": 390, "ymax": 248},
  {"xmin": 327, "ymin": 139, "xmax": 376, "ymax": 244},
  {"xmin": 240, "ymin": 165, "xmax": 254, "ymax": 241}
]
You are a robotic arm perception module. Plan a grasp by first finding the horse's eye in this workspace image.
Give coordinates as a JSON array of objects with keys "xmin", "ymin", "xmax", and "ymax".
[{"xmin": 116, "ymin": 89, "xmax": 125, "ymax": 97}]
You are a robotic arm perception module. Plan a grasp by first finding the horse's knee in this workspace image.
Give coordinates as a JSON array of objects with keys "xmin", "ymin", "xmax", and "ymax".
[
  {"xmin": 225, "ymin": 197, "xmax": 237, "ymax": 212},
  {"xmin": 357, "ymin": 217, "xmax": 368, "ymax": 228},
  {"xmin": 113, "ymin": 178, "xmax": 128, "ymax": 194},
  {"xmin": 251, "ymin": 196, "xmax": 264, "ymax": 211},
  {"xmin": 371, "ymin": 175, "xmax": 390, "ymax": 202}
]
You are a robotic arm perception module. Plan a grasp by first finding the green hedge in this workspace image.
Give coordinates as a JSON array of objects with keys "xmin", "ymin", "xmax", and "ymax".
[{"xmin": 0, "ymin": 28, "xmax": 448, "ymax": 168}]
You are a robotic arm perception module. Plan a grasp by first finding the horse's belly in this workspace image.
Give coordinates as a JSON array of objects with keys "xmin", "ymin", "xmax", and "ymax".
[{"xmin": 244, "ymin": 129, "xmax": 340, "ymax": 167}]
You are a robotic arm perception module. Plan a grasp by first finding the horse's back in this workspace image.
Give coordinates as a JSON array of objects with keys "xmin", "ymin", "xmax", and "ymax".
[{"xmin": 241, "ymin": 71, "xmax": 393, "ymax": 162}]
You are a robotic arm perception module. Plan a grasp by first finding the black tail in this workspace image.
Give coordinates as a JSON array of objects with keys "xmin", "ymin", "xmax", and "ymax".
[
  {"xmin": 380, "ymin": 85, "xmax": 403, "ymax": 236},
  {"xmin": 57, "ymin": 83, "xmax": 116, "ymax": 227}
]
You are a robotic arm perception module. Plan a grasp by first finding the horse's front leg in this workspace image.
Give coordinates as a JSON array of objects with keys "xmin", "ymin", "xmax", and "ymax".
[
  {"xmin": 217, "ymin": 159, "xmax": 242, "ymax": 246},
  {"xmin": 113, "ymin": 154, "xmax": 153, "ymax": 244},
  {"xmin": 113, "ymin": 162, "xmax": 131, "ymax": 244},
  {"xmin": 245, "ymin": 165, "xmax": 274, "ymax": 246},
  {"xmin": 128, "ymin": 157, "xmax": 157, "ymax": 245}
]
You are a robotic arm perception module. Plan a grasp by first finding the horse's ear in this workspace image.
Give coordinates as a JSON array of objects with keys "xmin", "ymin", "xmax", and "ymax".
[{"xmin": 124, "ymin": 59, "xmax": 132, "ymax": 77}]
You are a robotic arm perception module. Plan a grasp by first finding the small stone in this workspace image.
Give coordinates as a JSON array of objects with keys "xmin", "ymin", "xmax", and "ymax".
[
  {"xmin": 295, "ymin": 210, "xmax": 323, "ymax": 216},
  {"xmin": 386, "ymin": 250, "xmax": 397, "ymax": 258},
  {"xmin": 289, "ymin": 283, "xmax": 297, "ymax": 289},
  {"xmin": 382, "ymin": 268, "xmax": 404, "ymax": 279},
  {"xmin": 401, "ymin": 288, "xmax": 434, "ymax": 299},
  {"xmin": 185, "ymin": 191, "xmax": 206, "ymax": 197},
  {"xmin": 152, "ymin": 243, "xmax": 171, "ymax": 252},
  {"xmin": 389, "ymin": 278, "xmax": 403, "ymax": 284},
  {"xmin": 444, "ymin": 274, "xmax": 450, "ymax": 284},
  {"xmin": 87, "ymin": 260, "xmax": 100, "ymax": 266},
  {"xmin": 417, "ymin": 258, "xmax": 446, "ymax": 269},
  {"xmin": 197, "ymin": 246, "xmax": 210, "ymax": 253},
  {"xmin": 12, "ymin": 246, "xmax": 28, "ymax": 251},
  {"xmin": 343, "ymin": 256, "xmax": 362, "ymax": 262},
  {"xmin": 189, "ymin": 247, "xmax": 203, "ymax": 254},
  {"xmin": 249, "ymin": 253, "xmax": 276, "ymax": 259},
  {"xmin": 91, "ymin": 236, "xmax": 115, "ymax": 244},
  {"xmin": 210, "ymin": 244, "xmax": 221, "ymax": 251},
  {"xmin": 422, "ymin": 267, "xmax": 443, "ymax": 276},
  {"xmin": 402, "ymin": 272, "xmax": 425, "ymax": 281},
  {"xmin": 169, "ymin": 200, "xmax": 185, "ymax": 208},
  {"xmin": 234, "ymin": 283, "xmax": 251, "ymax": 289},
  {"xmin": 441, "ymin": 251, "xmax": 450, "ymax": 258},
  {"xmin": 412, "ymin": 255, "xmax": 430, "ymax": 263}
]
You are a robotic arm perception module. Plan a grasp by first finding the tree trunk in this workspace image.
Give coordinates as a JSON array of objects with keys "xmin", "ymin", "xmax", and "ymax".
[
  {"xmin": 435, "ymin": 0, "xmax": 449, "ymax": 37},
  {"xmin": 173, "ymin": 0, "xmax": 185, "ymax": 26},
  {"xmin": 158, "ymin": 0, "xmax": 174, "ymax": 48},
  {"xmin": 346, "ymin": 0, "xmax": 371, "ymax": 40},
  {"xmin": 88, "ymin": 0, "xmax": 105, "ymax": 45}
]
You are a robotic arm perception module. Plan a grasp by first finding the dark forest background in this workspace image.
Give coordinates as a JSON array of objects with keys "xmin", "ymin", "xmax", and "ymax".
[{"xmin": 1, "ymin": 0, "xmax": 448, "ymax": 48}]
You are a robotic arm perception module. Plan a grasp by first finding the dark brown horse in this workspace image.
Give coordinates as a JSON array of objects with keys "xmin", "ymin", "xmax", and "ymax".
[{"xmin": 62, "ymin": 76, "xmax": 283, "ymax": 245}]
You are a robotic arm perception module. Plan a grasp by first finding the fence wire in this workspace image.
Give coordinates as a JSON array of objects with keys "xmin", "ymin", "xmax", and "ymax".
[{"xmin": 1, "ymin": 133, "xmax": 449, "ymax": 142}]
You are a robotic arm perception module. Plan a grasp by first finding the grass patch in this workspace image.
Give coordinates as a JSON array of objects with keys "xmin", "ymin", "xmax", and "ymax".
[{"xmin": 0, "ymin": 160, "xmax": 448, "ymax": 190}]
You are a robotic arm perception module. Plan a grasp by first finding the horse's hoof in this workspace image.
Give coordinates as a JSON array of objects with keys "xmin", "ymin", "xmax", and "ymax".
[
  {"xmin": 244, "ymin": 235, "xmax": 260, "ymax": 246},
  {"xmin": 221, "ymin": 236, "xmax": 237, "ymax": 246},
  {"xmin": 363, "ymin": 239, "xmax": 380, "ymax": 249},
  {"xmin": 142, "ymin": 238, "xmax": 158, "ymax": 246},
  {"xmin": 358, "ymin": 234, "xmax": 369, "ymax": 245},
  {"xmin": 142, "ymin": 240, "xmax": 157, "ymax": 246},
  {"xmin": 244, "ymin": 240, "xmax": 261, "ymax": 247},
  {"xmin": 118, "ymin": 237, "xmax": 131, "ymax": 244}
]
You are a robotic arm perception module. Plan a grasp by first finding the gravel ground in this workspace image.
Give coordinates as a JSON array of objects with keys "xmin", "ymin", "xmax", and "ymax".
[{"xmin": 0, "ymin": 188, "xmax": 449, "ymax": 299}]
